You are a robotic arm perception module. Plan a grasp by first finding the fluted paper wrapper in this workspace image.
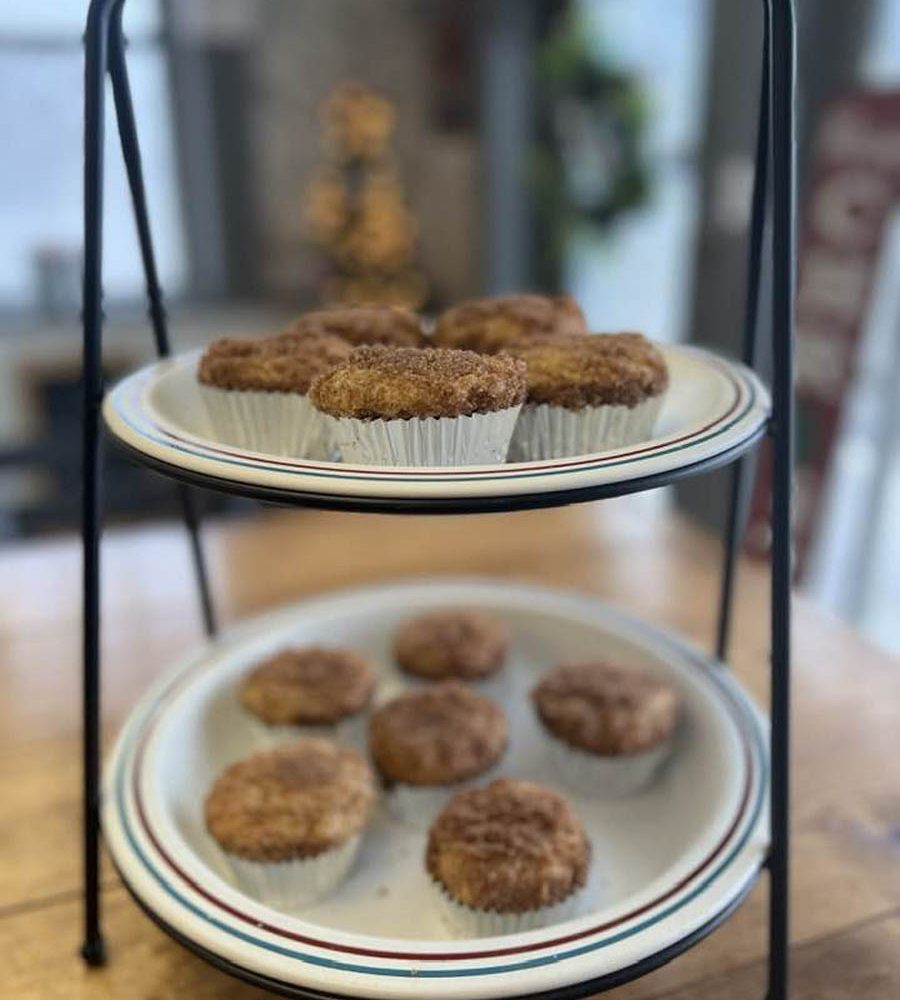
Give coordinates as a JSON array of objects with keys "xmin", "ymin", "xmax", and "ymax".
[
  {"xmin": 199, "ymin": 384, "xmax": 333, "ymax": 460},
  {"xmin": 543, "ymin": 727, "xmax": 672, "ymax": 799},
  {"xmin": 384, "ymin": 766, "xmax": 501, "ymax": 829},
  {"xmin": 209, "ymin": 835, "xmax": 362, "ymax": 911},
  {"xmin": 508, "ymin": 394, "xmax": 665, "ymax": 462},
  {"xmin": 244, "ymin": 712, "xmax": 368, "ymax": 754},
  {"xmin": 326, "ymin": 406, "xmax": 522, "ymax": 467},
  {"xmin": 430, "ymin": 877, "xmax": 585, "ymax": 937}
]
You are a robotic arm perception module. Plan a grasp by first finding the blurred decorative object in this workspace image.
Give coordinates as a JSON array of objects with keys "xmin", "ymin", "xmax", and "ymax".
[
  {"xmin": 532, "ymin": 8, "xmax": 651, "ymax": 287},
  {"xmin": 303, "ymin": 82, "xmax": 429, "ymax": 309},
  {"xmin": 745, "ymin": 92, "xmax": 900, "ymax": 577},
  {"xmin": 32, "ymin": 245, "xmax": 82, "ymax": 321}
]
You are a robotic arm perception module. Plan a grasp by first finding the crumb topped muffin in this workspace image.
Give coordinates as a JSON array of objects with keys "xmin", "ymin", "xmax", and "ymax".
[
  {"xmin": 427, "ymin": 778, "xmax": 590, "ymax": 934},
  {"xmin": 197, "ymin": 329, "xmax": 352, "ymax": 459},
  {"xmin": 241, "ymin": 646, "xmax": 375, "ymax": 728},
  {"xmin": 310, "ymin": 345, "xmax": 525, "ymax": 421},
  {"xmin": 369, "ymin": 681, "xmax": 507, "ymax": 787},
  {"xmin": 309, "ymin": 346, "xmax": 526, "ymax": 466},
  {"xmin": 532, "ymin": 662, "xmax": 680, "ymax": 797},
  {"xmin": 533, "ymin": 662, "xmax": 678, "ymax": 755},
  {"xmin": 434, "ymin": 294, "xmax": 588, "ymax": 354},
  {"xmin": 506, "ymin": 333, "xmax": 669, "ymax": 461},
  {"xmin": 394, "ymin": 609, "xmax": 508, "ymax": 681},
  {"xmin": 281, "ymin": 305, "xmax": 427, "ymax": 349},
  {"xmin": 511, "ymin": 333, "xmax": 668, "ymax": 409},
  {"xmin": 204, "ymin": 738, "xmax": 375, "ymax": 906},
  {"xmin": 205, "ymin": 739, "xmax": 374, "ymax": 861},
  {"xmin": 199, "ymin": 330, "xmax": 352, "ymax": 393}
]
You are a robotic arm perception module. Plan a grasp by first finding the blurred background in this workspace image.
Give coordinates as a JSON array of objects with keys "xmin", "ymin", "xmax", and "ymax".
[{"xmin": 0, "ymin": 0, "xmax": 898, "ymax": 651}]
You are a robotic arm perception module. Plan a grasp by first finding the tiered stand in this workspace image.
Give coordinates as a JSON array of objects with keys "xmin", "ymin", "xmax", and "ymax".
[{"xmin": 80, "ymin": 1, "xmax": 795, "ymax": 997}]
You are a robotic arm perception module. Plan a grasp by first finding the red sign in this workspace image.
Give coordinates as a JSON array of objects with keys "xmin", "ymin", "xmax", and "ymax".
[{"xmin": 746, "ymin": 92, "xmax": 900, "ymax": 575}]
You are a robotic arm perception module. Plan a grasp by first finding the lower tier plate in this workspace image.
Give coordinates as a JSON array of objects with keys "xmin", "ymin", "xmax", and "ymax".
[{"xmin": 102, "ymin": 579, "xmax": 769, "ymax": 1000}]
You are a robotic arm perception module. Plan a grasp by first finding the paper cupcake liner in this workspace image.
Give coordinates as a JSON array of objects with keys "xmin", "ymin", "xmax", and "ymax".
[
  {"xmin": 384, "ymin": 766, "xmax": 501, "ymax": 829},
  {"xmin": 244, "ymin": 712, "xmax": 368, "ymax": 753},
  {"xmin": 209, "ymin": 834, "xmax": 362, "ymax": 910},
  {"xmin": 395, "ymin": 669, "xmax": 511, "ymax": 704},
  {"xmin": 429, "ymin": 876, "xmax": 585, "ymax": 938},
  {"xmin": 508, "ymin": 394, "xmax": 665, "ymax": 462},
  {"xmin": 199, "ymin": 384, "xmax": 333, "ymax": 459},
  {"xmin": 324, "ymin": 405, "xmax": 522, "ymax": 467},
  {"xmin": 542, "ymin": 726, "xmax": 672, "ymax": 799}
]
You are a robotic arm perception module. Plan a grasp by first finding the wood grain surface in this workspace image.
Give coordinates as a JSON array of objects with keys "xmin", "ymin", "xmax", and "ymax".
[{"xmin": 1, "ymin": 496, "xmax": 898, "ymax": 999}]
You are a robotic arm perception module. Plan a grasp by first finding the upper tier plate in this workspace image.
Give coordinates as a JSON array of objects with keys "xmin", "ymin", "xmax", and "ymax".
[{"xmin": 103, "ymin": 345, "xmax": 769, "ymax": 510}]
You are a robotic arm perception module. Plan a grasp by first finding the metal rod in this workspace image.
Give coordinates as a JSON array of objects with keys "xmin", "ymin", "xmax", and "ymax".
[
  {"xmin": 80, "ymin": 0, "xmax": 120, "ymax": 968},
  {"xmin": 107, "ymin": 7, "xmax": 217, "ymax": 638},
  {"xmin": 107, "ymin": 4, "xmax": 169, "ymax": 358},
  {"xmin": 715, "ymin": 0, "xmax": 771, "ymax": 663},
  {"xmin": 767, "ymin": 1, "xmax": 796, "ymax": 998}
]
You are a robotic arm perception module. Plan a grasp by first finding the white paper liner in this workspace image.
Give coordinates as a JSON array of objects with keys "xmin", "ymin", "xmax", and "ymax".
[
  {"xmin": 429, "ymin": 876, "xmax": 586, "ymax": 937},
  {"xmin": 508, "ymin": 394, "xmax": 665, "ymax": 462},
  {"xmin": 324, "ymin": 405, "xmax": 522, "ymax": 467},
  {"xmin": 209, "ymin": 834, "xmax": 362, "ymax": 910},
  {"xmin": 395, "ymin": 669, "xmax": 511, "ymax": 704},
  {"xmin": 384, "ymin": 766, "xmax": 501, "ymax": 829},
  {"xmin": 542, "ymin": 726, "xmax": 673, "ymax": 799},
  {"xmin": 199, "ymin": 384, "xmax": 333, "ymax": 459},
  {"xmin": 244, "ymin": 712, "xmax": 368, "ymax": 753}
]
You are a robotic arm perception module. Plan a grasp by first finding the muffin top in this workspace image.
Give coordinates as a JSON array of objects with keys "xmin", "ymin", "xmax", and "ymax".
[
  {"xmin": 309, "ymin": 346, "xmax": 526, "ymax": 420},
  {"xmin": 240, "ymin": 646, "xmax": 376, "ymax": 726},
  {"xmin": 510, "ymin": 333, "xmax": 669, "ymax": 409},
  {"xmin": 282, "ymin": 306, "xmax": 427, "ymax": 348},
  {"xmin": 434, "ymin": 294, "xmax": 588, "ymax": 354},
  {"xmin": 426, "ymin": 778, "xmax": 590, "ymax": 913},
  {"xmin": 369, "ymin": 681, "xmax": 507, "ymax": 786},
  {"xmin": 204, "ymin": 738, "xmax": 375, "ymax": 861},
  {"xmin": 198, "ymin": 329, "xmax": 352, "ymax": 393},
  {"xmin": 394, "ymin": 608, "xmax": 508, "ymax": 681},
  {"xmin": 532, "ymin": 662, "xmax": 679, "ymax": 756}
]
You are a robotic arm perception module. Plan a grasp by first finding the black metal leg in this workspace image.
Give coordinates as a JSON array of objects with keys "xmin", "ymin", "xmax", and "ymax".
[
  {"xmin": 716, "ymin": 0, "xmax": 771, "ymax": 664},
  {"xmin": 81, "ymin": 0, "xmax": 120, "ymax": 968},
  {"xmin": 767, "ymin": 1, "xmax": 796, "ymax": 997},
  {"xmin": 107, "ymin": 8, "xmax": 217, "ymax": 639}
]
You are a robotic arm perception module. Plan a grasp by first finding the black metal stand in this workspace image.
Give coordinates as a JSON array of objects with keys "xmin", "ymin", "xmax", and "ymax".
[{"xmin": 80, "ymin": 1, "xmax": 795, "ymax": 997}]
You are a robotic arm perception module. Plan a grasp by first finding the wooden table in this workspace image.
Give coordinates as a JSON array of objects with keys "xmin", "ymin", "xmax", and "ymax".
[{"xmin": 1, "ymin": 498, "xmax": 899, "ymax": 999}]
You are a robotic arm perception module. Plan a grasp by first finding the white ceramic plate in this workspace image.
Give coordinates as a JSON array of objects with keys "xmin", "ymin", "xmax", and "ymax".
[
  {"xmin": 102, "ymin": 579, "xmax": 769, "ymax": 1000},
  {"xmin": 102, "ymin": 346, "xmax": 769, "ymax": 504}
]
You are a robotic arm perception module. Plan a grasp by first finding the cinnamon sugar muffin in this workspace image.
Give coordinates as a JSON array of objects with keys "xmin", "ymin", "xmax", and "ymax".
[
  {"xmin": 434, "ymin": 294, "xmax": 588, "ymax": 354},
  {"xmin": 309, "ymin": 346, "xmax": 526, "ymax": 466},
  {"xmin": 197, "ymin": 329, "xmax": 351, "ymax": 459},
  {"xmin": 507, "ymin": 333, "xmax": 669, "ymax": 460},
  {"xmin": 280, "ymin": 305, "xmax": 427, "ymax": 348},
  {"xmin": 532, "ymin": 662, "xmax": 680, "ymax": 797},
  {"xmin": 394, "ymin": 609, "xmax": 508, "ymax": 682},
  {"xmin": 426, "ymin": 778, "xmax": 591, "ymax": 935},
  {"xmin": 369, "ymin": 681, "xmax": 508, "ymax": 825},
  {"xmin": 240, "ymin": 646, "xmax": 376, "ymax": 748},
  {"xmin": 204, "ymin": 738, "xmax": 375, "ymax": 907}
]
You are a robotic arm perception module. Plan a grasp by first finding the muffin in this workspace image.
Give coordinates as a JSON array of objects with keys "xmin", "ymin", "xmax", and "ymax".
[
  {"xmin": 240, "ymin": 646, "xmax": 376, "ymax": 749},
  {"xmin": 309, "ymin": 345, "xmax": 526, "ymax": 466},
  {"xmin": 369, "ymin": 681, "xmax": 508, "ymax": 826},
  {"xmin": 507, "ymin": 333, "xmax": 669, "ymax": 461},
  {"xmin": 394, "ymin": 609, "xmax": 508, "ymax": 682},
  {"xmin": 434, "ymin": 294, "xmax": 588, "ymax": 354},
  {"xmin": 426, "ymin": 778, "xmax": 591, "ymax": 936},
  {"xmin": 280, "ymin": 305, "xmax": 427, "ymax": 348},
  {"xmin": 532, "ymin": 662, "xmax": 680, "ymax": 797},
  {"xmin": 197, "ymin": 329, "xmax": 351, "ymax": 459},
  {"xmin": 204, "ymin": 738, "xmax": 376, "ymax": 907}
]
